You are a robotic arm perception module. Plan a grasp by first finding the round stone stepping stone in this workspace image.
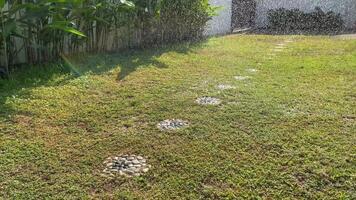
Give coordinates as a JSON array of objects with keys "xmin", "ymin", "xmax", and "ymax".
[
  {"xmin": 157, "ymin": 119, "xmax": 189, "ymax": 131},
  {"xmin": 217, "ymin": 84, "xmax": 236, "ymax": 90},
  {"xmin": 246, "ymin": 68, "xmax": 258, "ymax": 73},
  {"xmin": 196, "ymin": 97, "xmax": 221, "ymax": 105},
  {"xmin": 235, "ymin": 76, "xmax": 250, "ymax": 80},
  {"xmin": 273, "ymin": 49, "xmax": 283, "ymax": 52},
  {"xmin": 102, "ymin": 155, "xmax": 151, "ymax": 177}
]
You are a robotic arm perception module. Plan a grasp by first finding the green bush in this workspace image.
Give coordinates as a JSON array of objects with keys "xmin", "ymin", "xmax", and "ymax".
[
  {"xmin": 267, "ymin": 7, "xmax": 344, "ymax": 33},
  {"xmin": 159, "ymin": 0, "xmax": 214, "ymax": 43},
  {"xmin": 136, "ymin": 0, "xmax": 215, "ymax": 45}
]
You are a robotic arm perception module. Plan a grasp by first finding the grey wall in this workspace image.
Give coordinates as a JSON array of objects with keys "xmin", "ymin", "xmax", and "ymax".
[
  {"xmin": 255, "ymin": 0, "xmax": 356, "ymax": 28},
  {"xmin": 204, "ymin": 0, "xmax": 232, "ymax": 36}
]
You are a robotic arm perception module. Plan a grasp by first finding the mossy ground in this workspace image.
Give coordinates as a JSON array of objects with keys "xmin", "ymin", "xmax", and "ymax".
[{"xmin": 0, "ymin": 35, "xmax": 355, "ymax": 199}]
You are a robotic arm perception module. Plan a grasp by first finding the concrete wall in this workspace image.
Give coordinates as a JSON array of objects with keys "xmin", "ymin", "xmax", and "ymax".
[
  {"xmin": 204, "ymin": 0, "xmax": 232, "ymax": 36},
  {"xmin": 255, "ymin": 0, "xmax": 356, "ymax": 28}
]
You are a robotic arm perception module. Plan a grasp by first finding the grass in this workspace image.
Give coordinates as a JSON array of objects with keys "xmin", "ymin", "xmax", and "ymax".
[{"xmin": 0, "ymin": 35, "xmax": 355, "ymax": 199}]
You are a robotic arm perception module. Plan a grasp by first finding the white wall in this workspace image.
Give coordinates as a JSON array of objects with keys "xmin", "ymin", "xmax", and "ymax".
[
  {"xmin": 255, "ymin": 0, "xmax": 356, "ymax": 28},
  {"xmin": 204, "ymin": 0, "xmax": 232, "ymax": 36}
]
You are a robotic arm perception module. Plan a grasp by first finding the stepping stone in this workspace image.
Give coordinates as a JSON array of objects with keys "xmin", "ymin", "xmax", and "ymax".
[
  {"xmin": 273, "ymin": 49, "xmax": 283, "ymax": 52},
  {"xmin": 246, "ymin": 68, "xmax": 258, "ymax": 73},
  {"xmin": 196, "ymin": 97, "xmax": 221, "ymax": 105},
  {"xmin": 275, "ymin": 46, "xmax": 285, "ymax": 49},
  {"xmin": 157, "ymin": 119, "xmax": 189, "ymax": 131},
  {"xmin": 102, "ymin": 155, "xmax": 151, "ymax": 177},
  {"xmin": 235, "ymin": 76, "xmax": 250, "ymax": 80},
  {"xmin": 217, "ymin": 84, "xmax": 236, "ymax": 90}
]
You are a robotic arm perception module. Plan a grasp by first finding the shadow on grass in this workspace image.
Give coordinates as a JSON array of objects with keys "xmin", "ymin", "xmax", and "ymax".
[
  {"xmin": 0, "ymin": 64, "xmax": 72, "ymax": 122},
  {"xmin": 0, "ymin": 40, "xmax": 206, "ymax": 121},
  {"xmin": 66, "ymin": 48, "xmax": 170, "ymax": 81},
  {"xmin": 67, "ymin": 41, "xmax": 205, "ymax": 81}
]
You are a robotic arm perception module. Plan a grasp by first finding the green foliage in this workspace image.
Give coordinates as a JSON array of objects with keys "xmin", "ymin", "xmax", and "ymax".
[
  {"xmin": 123, "ymin": 0, "xmax": 215, "ymax": 46},
  {"xmin": 268, "ymin": 7, "xmax": 344, "ymax": 33},
  {"xmin": 0, "ymin": 0, "xmax": 214, "ymax": 74},
  {"xmin": 158, "ymin": 0, "xmax": 214, "ymax": 42}
]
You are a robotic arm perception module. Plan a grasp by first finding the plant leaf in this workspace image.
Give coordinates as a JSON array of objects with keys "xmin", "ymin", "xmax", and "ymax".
[
  {"xmin": 0, "ymin": 0, "xmax": 5, "ymax": 8},
  {"xmin": 47, "ymin": 23, "xmax": 86, "ymax": 37}
]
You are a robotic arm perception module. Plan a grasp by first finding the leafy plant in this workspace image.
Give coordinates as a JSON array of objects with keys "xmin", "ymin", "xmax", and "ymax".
[
  {"xmin": 159, "ymin": 0, "xmax": 215, "ymax": 43},
  {"xmin": 267, "ymin": 7, "xmax": 344, "ymax": 33},
  {"xmin": 0, "ymin": 0, "xmax": 214, "ymax": 74}
]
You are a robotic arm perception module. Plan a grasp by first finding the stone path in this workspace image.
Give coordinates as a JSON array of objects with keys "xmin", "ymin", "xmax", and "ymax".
[
  {"xmin": 267, "ymin": 39, "xmax": 294, "ymax": 60},
  {"xmin": 101, "ymin": 38, "xmax": 289, "ymax": 178}
]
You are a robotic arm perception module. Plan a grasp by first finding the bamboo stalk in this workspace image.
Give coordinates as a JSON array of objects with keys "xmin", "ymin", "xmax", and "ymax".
[{"xmin": 1, "ymin": 8, "xmax": 9, "ymax": 75}]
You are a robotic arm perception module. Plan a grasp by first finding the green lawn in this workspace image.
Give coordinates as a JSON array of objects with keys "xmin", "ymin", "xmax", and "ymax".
[{"xmin": 0, "ymin": 35, "xmax": 355, "ymax": 199}]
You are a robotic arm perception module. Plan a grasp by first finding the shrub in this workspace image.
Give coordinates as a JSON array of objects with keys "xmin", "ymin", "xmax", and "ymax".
[
  {"xmin": 159, "ymin": 0, "xmax": 214, "ymax": 42},
  {"xmin": 267, "ymin": 7, "xmax": 344, "ymax": 33},
  {"xmin": 138, "ymin": 0, "xmax": 215, "ymax": 45}
]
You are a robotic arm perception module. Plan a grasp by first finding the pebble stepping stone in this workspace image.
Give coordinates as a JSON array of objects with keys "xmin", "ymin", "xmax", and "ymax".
[
  {"xmin": 235, "ymin": 76, "xmax": 250, "ymax": 80},
  {"xmin": 157, "ymin": 119, "xmax": 189, "ymax": 131},
  {"xmin": 246, "ymin": 69, "xmax": 258, "ymax": 73},
  {"xmin": 217, "ymin": 84, "xmax": 236, "ymax": 90},
  {"xmin": 273, "ymin": 49, "xmax": 283, "ymax": 52},
  {"xmin": 196, "ymin": 97, "xmax": 221, "ymax": 105},
  {"xmin": 102, "ymin": 155, "xmax": 151, "ymax": 177}
]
